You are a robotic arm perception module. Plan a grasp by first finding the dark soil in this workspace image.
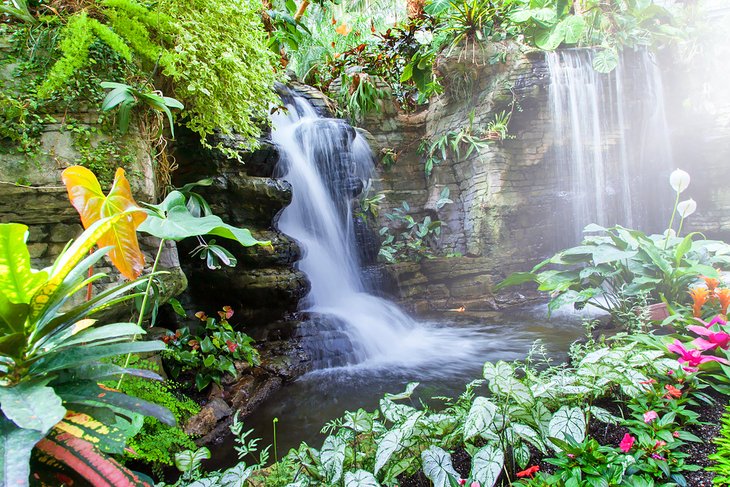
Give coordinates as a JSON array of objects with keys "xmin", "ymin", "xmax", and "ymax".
[{"xmin": 398, "ymin": 391, "xmax": 728, "ymax": 486}]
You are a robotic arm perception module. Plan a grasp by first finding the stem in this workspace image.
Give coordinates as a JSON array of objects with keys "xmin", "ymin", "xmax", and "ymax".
[
  {"xmin": 116, "ymin": 238, "xmax": 166, "ymax": 389},
  {"xmin": 273, "ymin": 417, "xmax": 279, "ymax": 463},
  {"xmin": 677, "ymin": 215, "xmax": 687, "ymax": 238},
  {"xmin": 664, "ymin": 190, "xmax": 680, "ymax": 249}
]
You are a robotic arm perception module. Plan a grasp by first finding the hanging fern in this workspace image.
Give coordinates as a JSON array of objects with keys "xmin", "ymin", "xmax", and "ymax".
[{"xmin": 32, "ymin": 0, "xmax": 279, "ymax": 149}]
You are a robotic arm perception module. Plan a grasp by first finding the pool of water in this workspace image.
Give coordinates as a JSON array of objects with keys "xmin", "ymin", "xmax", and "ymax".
[{"xmin": 208, "ymin": 303, "xmax": 598, "ymax": 467}]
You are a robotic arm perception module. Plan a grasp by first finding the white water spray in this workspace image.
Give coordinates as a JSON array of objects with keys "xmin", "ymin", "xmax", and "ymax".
[{"xmin": 272, "ymin": 93, "xmax": 482, "ymax": 370}]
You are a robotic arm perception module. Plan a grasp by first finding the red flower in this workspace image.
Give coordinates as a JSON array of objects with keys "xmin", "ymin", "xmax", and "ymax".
[
  {"xmin": 619, "ymin": 433, "xmax": 635, "ymax": 453},
  {"xmin": 516, "ymin": 466, "xmax": 540, "ymax": 478},
  {"xmin": 664, "ymin": 384, "xmax": 682, "ymax": 399},
  {"xmin": 162, "ymin": 334, "xmax": 173, "ymax": 344},
  {"xmin": 219, "ymin": 305, "xmax": 234, "ymax": 320},
  {"xmin": 226, "ymin": 340, "xmax": 239, "ymax": 353}
]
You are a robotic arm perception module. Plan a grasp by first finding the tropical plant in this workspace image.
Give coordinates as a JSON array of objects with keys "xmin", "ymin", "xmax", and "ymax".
[
  {"xmin": 100, "ymin": 81, "xmax": 184, "ymax": 138},
  {"xmin": 0, "ymin": 217, "xmax": 173, "ymax": 486},
  {"xmin": 420, "ymin": 111, "xmax": 490, "ymax": 176},
  {"xmin": 378, "ymin": 188, "xmax": 453, "ymax": 262},
  {"xmin": 168, "ymin": 412, "xmax": 271, "ymax": 486},
  {"xmin": 163, "ymin": 307, "xmax": 260, "ymax": 391},
  {"xmin": 497, "ymin": 170, "xmax": 730, "ymax": 321}
]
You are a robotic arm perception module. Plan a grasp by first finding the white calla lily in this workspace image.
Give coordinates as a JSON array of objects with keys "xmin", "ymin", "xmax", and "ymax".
[
  {"xmin": 676, "ymin": 198, "xmax": 697, "ymax": 218},
  {"xmin": 669, "ymin": 169, "xmax": 690, "ymax": 193}
]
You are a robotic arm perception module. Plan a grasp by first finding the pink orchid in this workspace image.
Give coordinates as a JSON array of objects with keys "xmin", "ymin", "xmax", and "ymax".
[
  {"xmin": 643, "ymin": 410, "xmax": 658, "ymax": 423},
  {"xmin": 667, "ymin": 340, "xmax": 730, "ymax": 371},
  {"xmin": 687, "ymin": 325, "xmax": 730, "ymax": 350},
  {"xmin": 619, "ymin": 433, "xmax": 635, "ymax": 452}
]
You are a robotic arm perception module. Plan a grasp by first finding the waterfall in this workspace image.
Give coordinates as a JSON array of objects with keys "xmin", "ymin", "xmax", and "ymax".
[
  {"xmin": 272, "ymin": 92, "xmax": 480, "ymax": 369},
  {"xmin": 547, "ymin": 49, "xmax": 673, "ymax": 246}
]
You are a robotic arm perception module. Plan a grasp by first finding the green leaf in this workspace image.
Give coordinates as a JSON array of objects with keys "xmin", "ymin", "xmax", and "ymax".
[
  {"xmin": 344, "ymin": 470, "xmax": 380, "ymax": 487},
  {"xmin": 548, "ymin": 406, "xmax": 586, "ymax": 450},
  {"xmin": 422, "ymin": 446, "xmax": 459, "ymax": 487},
  {"xmin": 463, "ymin": 397, "xmax": 497, "ymax": 440},
  {"xmin": 30, "ymin": 340, "xmax": 165, "ymax": 375},
  {"xmin": 470, "ymin": 444, "xmax": 504, "ymax": 487},
  {"xmin": 321, "ymin": 435, "xmax": 346, "ymax": 484},
  {"xmin": 139, "ymin": 192, "xmax": 269, "ymax": 247},
  {"xmin": 591, "ymin": 244, "xmax": 637, "ymax": 265},
  {"xmin": 560, "ymin": 15, "xmax": 585, "ymax": 44},
  {"xmin": 0, "ymin": 415, "xmax": 46, "ymax": 487},
  {"xmin": 0, "ymin": 295, "xmax": 28, "ymax": 335},
  {"xmin": 384, "ymin": 382, "xmax": 419, "ymax": 400},
  {"xmin": 374, "ymin": 412, "xmax": 421, "ymax": 474},
  {"xmin": 218, "ymin": 463, "xmax": 255, "ymax": 487},
  {"xmin": 674, "ymin": 234, "xmax": 694, "ymax": 266},
  {"xmin": 592, "ymin": 48, "xmax": 619, "ymax": 73},
  {"xmin": 0, "ymin": 223, "xmax": 48, "ymax": 304},
  {"xmin": 0, "ymin": 381, "xmax": 65, "ymax": 433},
  {"xmin": 175, "ymin": 447, "xmax": 211, "ymax": 475},
  {"xmin": 494, "ymin": 272, "xmax": 536, "ymax": 291}
]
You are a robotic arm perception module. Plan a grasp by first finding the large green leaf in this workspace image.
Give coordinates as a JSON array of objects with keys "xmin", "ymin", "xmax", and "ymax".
[
  {"xmin": 0, "ymin": 415, "xmax": 46, "ymax": 487},
  {"xmin": 30, "ymin": 340, "xmax": 165, "ymax": 374},
  {"xmin": 548, "ymin": 406, "xmax": 586, "ymax": 449},
  {"xmin": 421, "ymin": 446, "xmax": 459, "ymax": 487},
  {"xmin": 470, "ymin": 444, "xmax": 504, "ymax": 487},
  {"xmin": 320, "ymin": 435, "xmax": 346, "ymax": 484},
  {"xmin": 0, "ymin": 381, "xmax": 65, "ymax": 432},
  {"xmin": 374, "ymin": 412, "xmax": 422, "ymax": 474},
  {"xmin": 593, "ymin": 48, "xmax": 619, "ymax": 73},
  {"xmin": 0, "ymin": 294, "xmax": 28, "ymax": 335},
  {"xmin": 217, "ymin": 463, "xmax": 255, "ymax": 487},
  {"xmin": 591, "ymin": 244, "xmax": 637, "ymax": 265},
  {"xmin": 138, "ymin": 192, "xmax": 269, "ymax": 247},
  {"xmin": 344, "ymin": 470, "xmax": 380, "ymax": 487},
  {"xmin": 463, "ymin": 397, "xmax": 497, "ymax": 441},
  {"xmin": 0, "ymin": 223, "xmax": 48, "ymax": 304}
]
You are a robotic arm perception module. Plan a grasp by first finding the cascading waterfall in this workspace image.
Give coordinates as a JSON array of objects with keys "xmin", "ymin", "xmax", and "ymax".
[
  {"xmin": 547, "ymin": 49, "xmax": 674, "ymax": 246},
  {"xmin": 272, "ymin": 91, "xmax": 480, "ymax": 370}
]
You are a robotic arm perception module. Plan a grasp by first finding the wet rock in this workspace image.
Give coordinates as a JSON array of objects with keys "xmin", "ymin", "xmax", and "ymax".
[
  {"xmin": 184, "ymin": 407, "xmax": 217, "ymax": 436},
  {"xmin": 207, "ymin": 397, "xmax": 232, "ymax": 422}
]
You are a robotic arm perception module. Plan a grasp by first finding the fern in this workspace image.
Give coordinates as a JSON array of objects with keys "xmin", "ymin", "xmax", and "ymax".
[
  {"xmin": 709, "ymin": 402, "xmax": 730, "ymax": 485},
  {"xmin": 37, "ymin": 12, "xmax": 95, "ymax": 98}
]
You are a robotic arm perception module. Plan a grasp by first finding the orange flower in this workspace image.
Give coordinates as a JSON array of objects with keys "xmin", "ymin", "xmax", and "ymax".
[
  {"xmin": 703, "ymin": 275, "xmax": 721, "ymax": 292},
  {"xmin": 665, "ymin": 384, "xmax": 682, "ymax": 399},
  {"xmin": 195, "ymin": 311, "xmax": 207, "ymax": 321},
  {"xmin": 690, "ymin": 287, "xmax": 711, "ymax": 317},
  {"xmin": 335, "ymin": 23, "xmax": 352, "ymax": 35},
  {"xmin": 516, "ymin": 465, "xmax": 540, "ymax": 478},
  {"xmin": 718, "ymin": 288, "xmax": 730, "ymax": 316}
]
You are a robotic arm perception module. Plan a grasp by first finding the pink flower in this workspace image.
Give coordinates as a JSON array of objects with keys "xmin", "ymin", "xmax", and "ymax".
[
  {"xmin": 619, "ymin": 433, "xmax": 635, "ymax": 452},
  {"xmin": 651, "ymin": 453, "xmax": 666, "ymax": 461},
  {"xmin": 471, "ymin": 483, "xmax": 480, "ymax": 487},
  {"xmin": 687, "ymin": 325, "xmax": 730, "ymax": 350},
  {"xmin": 667, "ymin": 340, "xmax": 730, "ymax": 371},
  {"xmin": 643, "ymin": 410, "xmax": 658, "ymax": 423},
  {"xmin": 695, "ymin": 315, "xmax": 728, "ymax": 328}
]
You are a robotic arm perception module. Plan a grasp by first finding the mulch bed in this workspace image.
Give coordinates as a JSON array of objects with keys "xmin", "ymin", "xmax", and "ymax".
[{"xmin": 398, "ymin": 391, "xmax": 729, "ymax": 486}]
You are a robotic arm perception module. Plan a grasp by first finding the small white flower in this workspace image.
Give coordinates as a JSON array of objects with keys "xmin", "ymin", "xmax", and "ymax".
[
  {"xmin": 669, "ymin": 169, "xmax": 690, "ymax": 193},
  {"xmin": 677, "ymin": 198, "xmax": 697, "ymax": 218},
  {"xmin": 414, "ymin": 30, "xmax": 433, "ymax": 45},
  {"xmin": 663, "ymin": 228, "xmax": 677, "ymax": 238}
]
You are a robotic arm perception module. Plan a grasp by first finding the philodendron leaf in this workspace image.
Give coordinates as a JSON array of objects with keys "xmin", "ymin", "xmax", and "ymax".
[
  {"xmin": 138, "ymin": 191, "xmax": 270, "ymax": 247},
  {"xmin": 62, "ymin": 166, "xmax": 147, "ymax": 280},
  {"xmin": 0, "ymin": 381, "xmax": 65, "ymax": 433},
  {"xmin": 463, "ymin": 396, "xmax": 497, "ymax": 440},
  {"xmin": 0, "ymin": 415, "xmax": 46, "ymax": 487},
  {"xmin": 321, "ymin": 435, "xmax": 346, "ymax": 484},
  {"xmin": 593, "ymin": 48, "xmax": 619, "ymax": 73},
  {"xmin": 0, "ymin": 223, "xmax": 48, "ymax": 304},
  {"xmin": 548, "ymin": 406, "xmax": 586, "ymax": 450},
  {"xmin": 344, "ymin": 470, "xmax": 380, "ymax": 487},
  {"xmin": 470, "ymin": 444, "xmax": 504, "ymax": 487},
  {"xmin": 422, "ymin": 446, "xmax": 459, "ymax": 487}
]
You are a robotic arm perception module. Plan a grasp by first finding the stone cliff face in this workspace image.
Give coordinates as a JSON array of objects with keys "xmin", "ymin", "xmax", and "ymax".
[
  {"xmin": 364, "ymin": 42, "xmax": 730, "ymax": 313},
  {"xmin": 364, "ymin": 43, "xmax": 556, "ymax": 311}
]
